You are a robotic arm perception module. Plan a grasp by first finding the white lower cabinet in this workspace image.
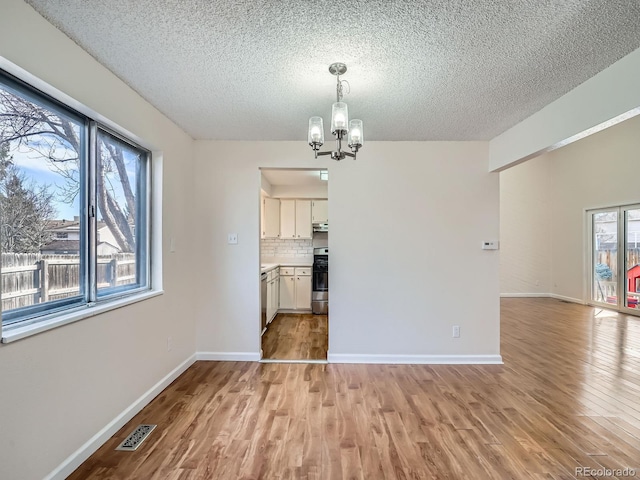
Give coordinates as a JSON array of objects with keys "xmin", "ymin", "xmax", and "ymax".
[
  {"xmin": 280, "ymin": 273, "xmax": 296, "ymax": 309},
  {"xmin": 279, "ymin": 267, "xmax": 311, "ymax": 311},
  {"xmin": 271, "ymin": 269, "xmax": 279, "ymax": 322},
  {"xmin": 266, "ymin": 268, "xmax": 280, "ymax": 323},
  {"xmin": 295, "ymin": 274, "xmax": 312, "ymax": 310}
]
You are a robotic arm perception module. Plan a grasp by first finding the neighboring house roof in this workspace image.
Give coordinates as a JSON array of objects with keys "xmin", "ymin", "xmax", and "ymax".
[
  {"xmin": 46, "ymin": 219, "xmax": 116, "ymax": 232},
  {"xmin": 46, "ymin": 220, "xmax": 80, "ymax": 231},
  {"xmin": 97, "ymin": 241, "xmax": 121, "ymax": 252},
  {"xmin": 40, "ymin": 240, "xmax": 80, "ymax": 252}
]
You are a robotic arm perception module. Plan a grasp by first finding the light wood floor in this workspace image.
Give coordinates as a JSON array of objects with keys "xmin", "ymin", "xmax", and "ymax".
[
  {"xmin": 262, "ymin": 313, "xmax": 328, "ymax": 361},
  {"xmin": 69, "ymin": 298, "xmax": 640, "ymax": 479}
]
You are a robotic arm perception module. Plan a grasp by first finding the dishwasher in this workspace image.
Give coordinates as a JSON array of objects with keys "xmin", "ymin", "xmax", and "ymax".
[{"xmin": 260, "ymin": 272, "xmax": 267, "ymax": 334}]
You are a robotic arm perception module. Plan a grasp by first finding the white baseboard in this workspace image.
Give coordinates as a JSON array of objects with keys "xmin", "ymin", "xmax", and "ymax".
[
  {"xmin": 196, "ymin": 351, "xmax": 261, "ymax": 361},
  {"xmin": 45, "ymin": 354, "xmax": 196, "ymax": 480},
  {"xmin": 500, "ymin": 293, "xmax": 550, "ymax": 298},
  {"xmin": 327, "ymin": 354, "xmax": 503, "ymax": 365},
  {"xmin": 500, "ymin": 292, "xmax": 586, "ymax": 305},
  {"xmin": 550, "ymin": 293, "xmax": 585, "ymax": 305}
]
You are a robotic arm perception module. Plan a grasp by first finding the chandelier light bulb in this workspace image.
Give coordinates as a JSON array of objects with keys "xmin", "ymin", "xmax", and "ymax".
[
  {"xmin": 331, "ymin": 102, "xmax": 349, "ymax": 134},
  {"xmin": 308, "ymin": 116, "xmax": 324, "ymax": 148},
  {"xmin": 348, "ymin": 119, "xmax": 364, "ymax": 149},
  {"xmin": 310, "ymin": 126, "xmax": 322, "ymax": 142}
]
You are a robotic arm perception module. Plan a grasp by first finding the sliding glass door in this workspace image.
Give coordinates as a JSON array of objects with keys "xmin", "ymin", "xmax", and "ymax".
[{"xmin": 589, "ymin": 205, "xmax": 640, "ymax": 314}]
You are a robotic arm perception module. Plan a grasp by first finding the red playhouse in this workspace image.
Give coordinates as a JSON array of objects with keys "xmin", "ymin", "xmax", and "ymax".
[{"xmin": 627, "ymin": 264, "xmax": 640, "ymax": 308}]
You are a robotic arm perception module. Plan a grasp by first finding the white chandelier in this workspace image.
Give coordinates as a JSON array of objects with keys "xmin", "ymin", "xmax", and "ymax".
[{"xmin": 308, "ymin": 63, "xmax": 364, "ymax": 161}]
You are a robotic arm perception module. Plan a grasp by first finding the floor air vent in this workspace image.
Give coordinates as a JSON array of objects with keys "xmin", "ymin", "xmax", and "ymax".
[{"xmin": 115, "ymin": 424, "xmax": 157, "ymax": 451}]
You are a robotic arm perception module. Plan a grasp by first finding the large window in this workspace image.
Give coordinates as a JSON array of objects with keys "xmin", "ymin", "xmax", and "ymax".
[{"xmin": 0, "ymin": 70, "xmax": 151, "ymax": 328}]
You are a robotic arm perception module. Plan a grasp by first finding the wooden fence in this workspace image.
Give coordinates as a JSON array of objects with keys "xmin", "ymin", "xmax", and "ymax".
[
  {"xmin": 593, "ymin": 248, "xmax": 640, "ymax": 303},
  {"xmin": 1, "ymin": 253, "xmax": 137, "ymax": 312},
  {"xmin": 596, "ymin": 248, "xmax": 640, "ymax": 278}
]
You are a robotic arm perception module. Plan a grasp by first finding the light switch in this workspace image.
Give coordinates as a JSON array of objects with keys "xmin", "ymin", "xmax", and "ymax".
[
  {"xmin": 482, "ymin": 241, "xmax": 499, "ymax": 250},
  {"xmin": 228, "ymin": 233, "xmax": 238, "ymax": 245}
]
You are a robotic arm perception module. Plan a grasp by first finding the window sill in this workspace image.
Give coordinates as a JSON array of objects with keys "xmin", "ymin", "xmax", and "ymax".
[{"xmin": 1, "ymin": 289, "xmax": 164, "ymax": 344}]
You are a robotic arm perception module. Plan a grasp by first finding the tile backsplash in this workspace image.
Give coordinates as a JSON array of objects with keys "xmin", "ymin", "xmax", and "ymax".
[{"xmin": 261, "ymin": 238, "xmax": 313, "ymax": 259}]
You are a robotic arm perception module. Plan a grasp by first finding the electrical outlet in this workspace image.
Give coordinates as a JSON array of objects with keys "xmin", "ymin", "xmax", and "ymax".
[
  {"xmin": 228, "ymin": 233, "xmax": 238, "ymax": 244},
  {"xmin": 167, "ymin": 336, "xmax": 173, "ymax": 351},
  {"xmin": 452, "ymin": 325, "xmax": 460, "ymax": 338}
]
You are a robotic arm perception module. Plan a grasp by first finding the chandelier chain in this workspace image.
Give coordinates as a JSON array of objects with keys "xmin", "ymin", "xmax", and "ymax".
[{"xmin": 336, "ymin": 80, "xmax": 350, "ymax": 103}]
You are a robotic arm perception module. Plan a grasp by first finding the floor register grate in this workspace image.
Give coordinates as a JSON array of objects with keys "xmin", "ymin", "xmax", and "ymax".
[{"xmin": 115, "ymin": 424, "xmax": 157, "ymax": 451}]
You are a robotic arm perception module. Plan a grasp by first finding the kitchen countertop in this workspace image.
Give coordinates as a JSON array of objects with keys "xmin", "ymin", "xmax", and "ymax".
[{"xmin": 260, "ymin": 262, "xmax": 313, "ymax": 274}]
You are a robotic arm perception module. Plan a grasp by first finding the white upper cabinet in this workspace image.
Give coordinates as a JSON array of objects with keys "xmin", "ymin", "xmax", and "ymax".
[
  {"xmin": 295, "ymin": 200, "xmax": 312, "ymax": 239},
  {"xmin": 280, "ymin": 199, "xmax": 296, "ymax": 239},
  {"xmin": 280, "ymin": 199, "xmax": 312, "ymax": 239},
  {"xmin": 262, "ymin": 197, "xmax": 281, "ymax": 239},
  {"xmin": 312, "ymin": 200, "xmax": 328, "ymax": 224}
]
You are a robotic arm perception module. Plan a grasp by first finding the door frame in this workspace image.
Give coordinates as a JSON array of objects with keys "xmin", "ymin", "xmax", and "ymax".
[{"xmin": 586, "ymin": 203, "xmax": 640, "ymax": 316}]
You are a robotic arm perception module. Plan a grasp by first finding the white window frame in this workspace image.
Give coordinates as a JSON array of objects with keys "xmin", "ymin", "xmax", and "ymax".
[{"xmin": 0, "ymin": 57, "xmax": 163, "ymax": 343}]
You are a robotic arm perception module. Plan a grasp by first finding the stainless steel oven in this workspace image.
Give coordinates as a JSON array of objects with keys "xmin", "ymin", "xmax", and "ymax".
[{"xmin": 312, "ymin": 247, "xmax": 328, "ymax": 314}]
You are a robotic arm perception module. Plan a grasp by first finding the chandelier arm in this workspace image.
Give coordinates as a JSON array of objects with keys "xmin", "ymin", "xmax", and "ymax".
[{"xmin": 316, "ymin": 151, "xmax": 333, "ymax": 157}]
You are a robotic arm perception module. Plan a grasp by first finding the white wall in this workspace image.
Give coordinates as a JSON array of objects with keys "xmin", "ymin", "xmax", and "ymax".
[
  {"xmin": 500, "ymin": 115, "xmax": 640, "ymax": 302},
  {"xmin": 271, "ymin": 184, "xmax": 328, "ymax": 198},
  {"xmin": 0, "ymin": 2, "xmax": 196, "ymax": 479},
  {"xmin": 550, "ymin": 115, "xmax": 640, "ymax": 301},
  {"xmin": 500, "ymin": 156, "xmax": 553, "ymax": 295},
  {"xmin": 194, "ymin": 141, "xmax": 501, "ymax": 361},
  {"xmin": 260, "ymin": 175, "xmax": 273, "ymax": 197}
]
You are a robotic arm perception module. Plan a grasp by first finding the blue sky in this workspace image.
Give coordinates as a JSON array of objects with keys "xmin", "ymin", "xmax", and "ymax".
[{"xmin": 10, "ymin": 146, "xmax": 80, "ymax": 220}]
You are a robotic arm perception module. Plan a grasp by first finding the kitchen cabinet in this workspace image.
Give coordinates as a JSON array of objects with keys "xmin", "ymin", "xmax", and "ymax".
[
  {"xmin": 279, "ymin": 266, "xmax": 311, "ymax": 310},
  {"xmin": 280, "ymin": 199, "xmax": 312, "ymax": 239},
  {"xmin": 312, "ymin": 200, "xmax": 328, "ymax": 224},
  {"xmin": 266, "ymin": 275, "xmax": 273, "ymax": 322},
  {"xmin": 295, "ymin": 271, "xmax": 312, "ymax": 310},
  {"xmin": 296, "ymin": 200, "xmax": 312, "ymax": 238},
  {"xmin": 266, "ymin": 268, "xmax": 280, "ymax": 323},
  {"xmin": 279, "ymin": 271, "xmax": 296, "ymax": 309},
  {"xmin": 280, "ymin": 200, "xmax": 296, "ymax": 239},
  {"xmin": 262, "ymin": 197, "xmax": 280, "ymax": 239}
]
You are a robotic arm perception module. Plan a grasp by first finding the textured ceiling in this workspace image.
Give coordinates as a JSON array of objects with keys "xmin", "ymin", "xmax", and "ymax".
[{"xmin": 25, "ymin": 0, "xmax": 640, "ymax": 141}]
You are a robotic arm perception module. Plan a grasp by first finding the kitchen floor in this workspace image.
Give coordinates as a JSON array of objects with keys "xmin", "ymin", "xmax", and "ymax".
[{"xmin": 262, "ymin": 313, "xmax": 328, "ymax": 360}]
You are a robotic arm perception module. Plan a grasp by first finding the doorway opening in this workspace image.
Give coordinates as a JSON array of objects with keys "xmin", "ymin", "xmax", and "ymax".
[
  {"xmin": 259, "ymin": 168, "xmax": 329, "ymax": 361},
  {"xmin": 588, "ymin": 204, "xmax": 640, "ymax": 315}
]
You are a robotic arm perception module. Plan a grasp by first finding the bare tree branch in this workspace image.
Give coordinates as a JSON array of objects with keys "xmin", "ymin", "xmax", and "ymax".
[{"xmin": 0, "ymin": 87, "xmax": 137, "ymax": 253}]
